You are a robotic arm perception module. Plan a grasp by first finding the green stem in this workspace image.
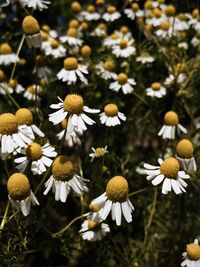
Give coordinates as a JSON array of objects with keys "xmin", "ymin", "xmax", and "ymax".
[
  {"xmin": 34, "ymin": 166, "xmax": 51, "ymax": 195},
  {"xmin": 0, "ymin": 201, "xmax": 10, "ymax": 233},
  {"xmin": 128, "ymin": 187, "xmax": 147, "ymax": 197}
]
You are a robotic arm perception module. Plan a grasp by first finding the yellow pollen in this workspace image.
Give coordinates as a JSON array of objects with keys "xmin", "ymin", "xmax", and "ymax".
[
  {"xmin": 89, "ymin": 201, "xmax": 101, "ymax": 212},
  {"xmin": 0, "ymin": 70, "xmax": 5, "ymax": 81},
  {"xmin": 25, "ymin": 142, "xmax": 43, "ymax": 161},
  {"xmin": 41, "ymin": 24, "xmax": 50, "ymax": 32},
  {"xmin": 41, "ymin": 32, "xmax": 49, "ymax": 41},
  {"xmin": 64, "ymin": 57, "xmax": 78, "ymax": 70},
  {"xmin": 187, "ymin": 243, "xmax": 200, "ymax": 260},
  {"xmin": 71, "ymin": 1, "xmax": 82, "ymax": 12},
  {"xmin": 36, "ymin": 55, "xmax": 46, "ymax": 67},
  {"xmin": 120, "ymin": 26, "xmax": 129, "ymax": 34},
  {"xmin": 103, "ymin": 59, "xmax": 115, "ymax": 71},
  {"xmin": 64, "ymin": 94, "xmax": 84, "ymax": 114},
  {"xmin": 165, "ymin": 5, "xmax": 176, "ymax": 16},
  {"xmin": 119, "ymin": 39, "xmax": 128, "ymax": 49},
  {"xmin": 117, "ymin": 73, "xmax": 128, "ymax": 85},
  {"xmin": 106, "ymin": 176, "xmax": 129, "ymax": 202},
  {"xmin": 0, "ymin": 113, "xmax": 18, "ymax": 135},
  {"xmin": 7, "ymin": 173, "xmax": 30, "ymax": 201},
  {"xmin": 69, "ymin": 19, "xmax": 79, "ymax": 29},
  {"xmin": 50, "ymin": 40, "xmax": 60, "ymax": 49},
  {"xmin": 160, "ymin": 157, "xmax": 180, "ymax": 179},
  {"xmin": 67, "ymin": 28, "xmax": 78, "ymax": 37},
  {"xmin": 160, "ymin": 21, "xmax": 170, "ymax": 31},
  {"xmin": 88, "ymin": 220, "xmax": 100, "ymax": 230},
  {"xmin": 151, "ymin": 82, "xmax": 161, "ymax": 91},
  {"xmin": 164, "ymin": 111, "xmax": 179, "ymax": 126},
  {"xmin": 8, "ymin": 79, "xmax": 18, "ymax": 89},
  {"xmin": 15, "ymin": 108, "xmax": 33, "ymax": 126},
  {"xmin": 52, "ymin": 155, "xmax": 74, "ymax": 181},
  {"xmin": 81, "ymin": 45, "xmax": 91, "ymax": 57},
  {"xmin": 96, "ymin": 0, "xmax": 105, "ymax": 5},
  {"xmin": 22, "ymin": 16, "xmax": 40, "ymax": 35},
  {"xmin": 0, "ymin": 43, "xmax": 12, "ymax": 54},
  {"xmin": 131, "ymin": 3, "xmax": 139, "ymax": 12},
  {"xmin": 176, "ymin": 139, "xmax": 194, "ymax": 158},
  {"xmin": 104, "ymin": 103, "xmax": 119, "ymax": 117},
  {"xmin": 107, "ymin": 5, "xmax": 116, "ymax": 13},
  {"xmin": 87, "ymin": 5, "xmax": 95, "ymax": 13}
]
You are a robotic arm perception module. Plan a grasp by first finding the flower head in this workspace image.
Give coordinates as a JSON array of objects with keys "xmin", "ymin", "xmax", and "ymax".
[
  {"xmin": 181, "ymin": 239, "xmax": 200, "ymax": 267},
  {"xmin": 100, "ymin": 103, "xmax": 126, "ymax": 127}
]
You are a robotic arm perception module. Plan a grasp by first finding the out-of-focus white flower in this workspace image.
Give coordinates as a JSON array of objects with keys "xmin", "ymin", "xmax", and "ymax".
[
  {"xmin": 19, "ymin": 0, "xmax": 51, "ymax": 11},
  {"xmin": 124, "ymin": 3, "xmax": 144, "ymax": 20},
  {"xmin": 96, "ymin": 59, "xmax": 116, "ymax": 80},
  {"xmin": 60, "ymin": 28, "xmax": 83, "ymax": 47},
  {"xmin": 136, "ymin": 52, "xmax": 155, "ymax": 64},
  {"xmin": 89, "ymin": 146, "xmax": 108, "ymax": 161},
  {"xmin": 43, "ymin": 39, "xmax": 66, "ymax": 58},
  {"xmin": 103, "ymin": 5, "xmax": 121, "ymax": 22},
  {"xmin": 24, "ymin": 84, "xmax": 43, "ymax": 101}
]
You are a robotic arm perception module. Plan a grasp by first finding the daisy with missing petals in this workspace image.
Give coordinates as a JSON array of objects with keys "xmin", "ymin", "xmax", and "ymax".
[
  {"xmin": 60, "ymin": 28, "xmax": 83, "ymax": 47},
  {"xmin": 43, "ymin": 39, "xmax": 66, "ymax": 58},
  {"xmin": 96, "ymin": 59, "xmax": 116, "ymax": 80},
  {"xmin": 124, "ymin": 3, "xmax": 144, "ymax": 20},
  {"xmin": 100, "ymin": 103, "xmax": 126, "ymax": 127},
  {"xmin": 49, "ymin": 94, "xmax": 100, "ymax": 134},
  {"xmin": 19, "ymin": 0, "xmax": 51, "ymax": 11},
  {"xmin": 43, "ymin": 155, "xmax": 89, "ymax": 202},
  {"xmin": 109, "ymin": 73, "xmax": 136, "ymax": 94},
  {"xmin": 103, "ymin": 5, "xmax": 121, "ymax": 22},
  {"xmin": 112, "ymin": 39, "xmax": 136, "ymax": 58},
  {"xmin": 181, "ymin": 239, "xmax": 200, "ymax": 267},
  {"xmin": 136, "ymin": 51, "xmax": 155, "ymax": 64},
  {"xmin": 0, "ymin": 43, "xmax": 19, "ymax": 66},
  {"xmin": 176, "ymin": 139, "xmax": 197, "ymax": 172},
  {"xmin": 22, "ymin": 16, "xmax": 41, "ymax": 49},
  {"xmin": 7, "ymin": 173, "xmax": 39, "ymax": 216},
  {"xmin": 89, "ymin": 146, "xmax": 108, "ymax": 162},
  {"xmin": 143, "ymin": 157, "xmax": 190, "ymax": 195},
  {"xmin": 57, "ymin": 57, "xmax": 88, "ymax": 85},
  {"xmin": 158, "ymin": 111, "xmax": 187, "ymax": 139},
  {"xmin": 24, "ymin": 84, "xmax": 43, "ymax": 101},
  {"xmin": 15, "ymin": 142, "xmax": 57, "ymax": 175},
  {"xmin": 146, "ymin": 82, "xmax": 166, "ymax": 98},
  {"xmin": 91, "ymin": 176, "xmax": 134, "ymax": 226}
]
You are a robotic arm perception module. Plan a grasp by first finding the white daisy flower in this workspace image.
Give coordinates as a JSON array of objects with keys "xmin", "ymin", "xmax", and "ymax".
[
  {"xmin": 23, "ymin": 84, "xmax": 42, "ymax": 101},
  {"xmin": 91, "ymin": 23, "xmax": 107, "ymax": 37},
  {"xmin": 109, "ymin": 73, "xmax": 136, "ymax": 94},
  {"xmin": 81, "ymin": 5, "xmax": 101, "ymax": 21},
  {"xmin": 173, "ymin": 15, "xmax": 190, "ymax": 32},
  {"xmin": 146, "ymin": 9, "xmax": 166, "ymax": 27},
  {"xmin": 49, "ymin": 94, "xmax": 100, "ymax": 134},
  {"xmin": 176, "ymin": 139, "xmax": 197, "ymax": 172},
  {"xmin": 146, "ymin": 82, "xmax": 166, "ymax": 98},
  {"xmin": 136, "ymin": 52, "xmax": 155, "ymax": 64},
  {"xmin": 103, "ymin": 33, "xmax": 121, "ymax": 48},
  {"xmin": 92, "ymin": 176, "xmax": 134, "ymax": 226},
  {"xmin": 0, "ymin": 43, "xmax": 19, "ymax": 66},
  {"xmin": 34, "ymin": 54, "xmax": 52, "ymax": 80},
  {"xmin": 89, "ymin": 146, "xmax": 108, "ymax": 162},
  {"xmin": 19, "ymin": 0, "xmax": 50, "ymax": 11},
  {"xmin": 60, "ymin": 28, "xmax": 83, "ymax": 47},
  {"xmin": 181, "ymin": 239, "xmax": 200, "ymax": 267},
  {"xmin": 4, "ymin": 79, "xmax": 25, "ymax": 95},
  {"xmin": 103, "ymin": 5, "xmax": 121, "ymax": 22},
  {"xmin": 22, "ymin": 16, "xmax": 41, "ymax": 49},
  {"xmin": 164, "ymin": 73, "xmax": 187, "ymax": 86},
  {"xmin": 191, "ymin": 32, "xmax": 200, "ymax": 47},
  {"xmin": 43, "ymin": 155, "xmax": 89, "ymax": 202},
  {"xmin": 96, "ymin": 59, "xmax": 116, "ymax": 80},
  {"xmin": 57, "ymin": 57, "xmax": 88, "ymax": 85},
  {"xmin": 7, "ymin": 173, "xmax": 39, "ymax": 216},
  {"xmin": 43, "ymin": 39, "xmax": 66, "ymax": 58},
  {"xmin": 155, "ymin": 21, "xmax": 173, "ymax": 39},
  {"xmin": 124, "ymin": 3, "xmax": 144, "ymax": 20},
  {"xmin": 112, "ymin": 39, "xmax": 136, "ymax": 58},
  {"xmin": 158, "ymin": 111, "xmax": 187, "ymax": 139},
  {"xmin": 100, "ymin": 103, "xmax": 126, "ymax": 127},
  {"xmin": 143, "ymin": 157, "xmax": 190, "ymax": 195}
]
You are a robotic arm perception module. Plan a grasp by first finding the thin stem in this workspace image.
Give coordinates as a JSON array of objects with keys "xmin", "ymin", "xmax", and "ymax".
[
  {"xmin": 0, "ymin": 84, "xmax": 20, "ymax": 109},
  {"xmin": 34, "ymin": 166, "xmax": 51, "ymax": 195},
  {"xmin": 58, "ymin": 127, "xmax": 67, "ymax": 155},
  {"xmin": 128, "ymin": 187, "xmax": 147, "ymax": 197},
  {"xmin": 0, "ymin": 201, "xmax": 10, "ymax": 233}
]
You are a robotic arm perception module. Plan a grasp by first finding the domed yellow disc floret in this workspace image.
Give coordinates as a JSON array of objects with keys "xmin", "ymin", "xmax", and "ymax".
[
  {"xmin": 165, "ymin": 5, "xmax": 176, "ymax": 16},
  {"xmin": 192, "ymin": 9, "xmax": 199, "ymax": 19},
  {"xmin": 107, "ymin": 5, "xmax": 117, "ymax": 13},
  {"xmin": 0, "ymin": 70, "xmax": 5, "ymax": 81},
  {"xmin": 187, "ymin": 243, "xmax": 200, "ymax": 260},
  {"xmin": 153, "ymin": 8, "xmax": 162, "ymax": 18},
  {"xmin": 71, "ymin": 1, "xmax": 82, "ymax": 12},
  {"xmin": 41, "ymin": 24, "xmax": 50, "ymax": 32},
  {"xmin": 119, "ymin": 39, "xmax": 128, "ymax": 49},
  {"xmin": 7, "ymin": 173, "xmax": 30, "ymax": 201},
  {"xmin": 22, "ymin": 16, "xmax": 40, "ymax": 35},
  {"xmin": 88, "ymin": 220, "xmax": 100, "ymax": 230},
  {"xmin": 87, "ymin": 4, "xmax": 95, "ymax": 13},
  {"xmin": 144, "ymin": 0, "xmax": 153, "ymax": 10},
  {"xmin": 117, "ymin": 73, "xmax": 128, "ymax": 85},
  {"xmin": 89, "ymin": 201, "xmax": 101, "ymax": 212},
  {"xmin": 103, "ymin": 59, "xmax": 115, "ymax": 71},
  {"xmin": 27, "ymin": 85, "xmax": 36, "ymax": 94},
  {"xmin": 52, "ymin": 155, "xmax": 74, "ymax": 181},
  {"xmin": 95, "ymin": 148, "xmax": 106, "ymax": 157},
  {"xmin": 104, "ymin": 104, "xmax": 119, "ymax": 117},
  {"xmin": 151, "ymin": 82, "xmax": 161, "ymax": 91},
  {"xmin": 0, "ymin": 113, "xmax": 18, "ymax": 135},
  {"xmin": 41, "ymin": 32, "xmax": 49, "ymax": 41},
  {"xmin": 81, "ymin": 45, "xmax": 91, "ymax": 57},
  {"xmin": 69, "ymin": 19, "xmax": 79, "ymax": 29},
  {"xmin": 8, "ymin": 79, "xmax": 18, "ymax": 89},
  {"xmin": 106, "ymin": 176, "xmax": 129, "ymax": 202},
  {"xmin": 160, "ymin": 21, "xmax": 170, "ymax": 31},
  {"xmin": 160, "ymin": 157, "xmax": 180, "ymax": 179},
  {"xmin": 120, "ymin": 26, "xmax": 129, "ymax": 34},
  {"xmin": 131, "ymin": 3, "xmax": 139, "ymax": 12},
  {"xmin": 25, "ymin": 142, "xmax": 43, "ymax": 161},
  {"xmin": 50, "ymin": 40, "xmax": 60, "ymax": 49},
  {"xmin": 96, "ymin": 0, "xmax": 105, "ymax": 5},
  {"xmin": 0, "ymin": 43, "xmax": 12, "ymax": 55},
  {"xmin": 99, "ymin": 23, "xmax": 106, "ymax": 30},
  {"xmin": 64, "ymin": 94, "xmax": 84, "ymax": 114},
  {"xmin": 64, "ymin": 57, "xmax": 78, "ymax": 70},
  {"xmin": 67, "ymin": 28, "xmax": 78, "ymax": 37},
  {"xmin": 15, "ymin": 108, "xmax": 33, "ymax": 126},
  {"xmin": 176, "ymin": 139, "xmax": 194, "ymax": 158},
  {"xmin": 164, "ymin": 111, "xmax": 179, "ymax": 126},
  {"xmin": 111, "ymin": 33, "xmax": 119, "ymax": 40}
]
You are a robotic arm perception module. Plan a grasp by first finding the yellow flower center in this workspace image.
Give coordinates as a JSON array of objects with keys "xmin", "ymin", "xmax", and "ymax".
[
  {"xmin": 71, "ymin": 1, "xmax": 82, "ymax": 12},
  {"xmin": 107, "ymin": 5, "xmax": 116, "ymax": 13},
  {"xmin": 192, "ymin": 9, "xmax": 199, "ymax": 19},
  {"xmin": 8, "ymin": 79, "xmax": 18, "ymax": 89},
  {"xmin": 120, "ymin": 26, "xmax": 129, "ymax": 34},
  {"xmin": 165, "ymin": 5, "xmax": 176, "ymax": 16},
  {"xmin": 87, "ymin": 5, "xmax": 95, "ymax": 13},
  {"xmin": 67, "ymin": 28, "xmax": 78, "ymax": 38},
  {"xmin": 96, "ymin": 0, "xmax": 105, "ymax": 5},
  {"xmin": 131, "ymin": 3, "xmax": 139, "ymax": 12},
  {"xmin": 52, "ymin": 155, "xmax": 74, "ymax": 181},
  {"xmin": 36, "ymin": 55, "xmax": 46, "ymax": 67},
  {"xmin": 81, "ymin": 22, "xmax": 89, "ymax": 31},
  {"xmin": 176, "ymin": 139, "xmax": 194, "ymax": 158},
  {"xmin": 0, "ymin": 43, "xmax": 12, "ymax": 54},
  {"xmin": 81, "ymin": 45, "xmax": 91, "ymax": 57},
  {"xmin": 89, "ymin": 201, "xmax": 101, "ymax": 212},
  {"xmin": 99, "ymin": 23, "xmax": 106, "ymax": 30},
  {"xmin": 88, "ymin": 220, "xmax": 101, "ymax": 230},
  {"xmin": 119, "ymin": 39, "xmax": 128, "ymax": 49},
  {"xmin": 117, "ymin": 73, "xmax": 128, "ymax": 85},
  {"xmin": 104, "ymin": 103, "xmax": 119, "ymax": 117},
  {"xmin": 95, "ymin": 147, "xmax": 106, "ymax": 157},
  {"xmin": 144, "ymin": 0, "xmax": 153, "ymax": 10},
  {"xmin": 25, "ymin": 142, "xmax": 43, "ymax": 161},
  {"xmin": 41, "ymin": 32, "xmax": 49, "ymax": 41},
  {"xmin": 51, "ymin": 40, "xmax": 60, "ymax": 49},
  {"xmin": 64, "ymin": 57, "xmax": 78, "ymax": 70},
  {"xmin": 164, "ymin": 111, "xmax": 179, "ymax": 126},
  {"xmin": 196, "ymin": 31, "xmax": 200, "ymax": 38},
  {"xmin": 22, "ymin": 16, "xmax": 40, "ymax": 35},
  {"xmin": 0, "ymin": 113, "xmax": 18, "ymax": 135},
  {"xmin": 151, "ymin": 82, "xmax": 161, "ymax": 91},
  {"xmin": 69, "ymin": 19, "xmax": 79, "ymax": 29},
  {"xmin": 41, "ymin": 24, "xmax": 50, "ymax": 32},
  {"xmin": 0, "ymin": 70, "xmax": 5, "ymax": 81},
  {"xmin": 160, "ymin": 21, "xmax": 170, "ymax": 31},
  {"xmin": 7, "ymin": 173, "xmax": 30, "ymax": 201},
  {"xmin": 15, "ymin": 108, "xmax": 33, "ymax": 126},
  {"xmin": 103, "ymin": 59, "xmax": 115, "ymax": 71},
  {"xmin": 144, "ymin": 24, "xmax": 153, "ymax": 32},
  {"xmin": 160, "ymin": 157, "xmax": 180, "ymax": 179},
  {"xmin": 153, "ymin": 8, "xmax": 162, "ymax": 18},
  {"xmin": 187, "ymin": 243, "xmax": 200, "ymax": 260},
  {"xmin": 178, "ymin": 13, "xmax": 186, "ymax": 21},
  {"xmin": 27, "ymin": 85, "xmax": 36, "ymax": 94},
  {"xmin": 63, "ymin": 94, "xmax": 84, "ymax": 114},
  {"xmin": 106, "ymin": 176, "xmax": 129, "ymax": 202}
]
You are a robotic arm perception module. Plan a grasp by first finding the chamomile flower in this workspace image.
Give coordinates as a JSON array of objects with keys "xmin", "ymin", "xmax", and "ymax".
[
  {"xmin": 158, "ymin": 111, "xmax": 187, "ymax": 139},
  {"xmin": 181, "ymin": 239, "xmax": 200, "ymax": 267},
  {"xmin": 43, "ymin": 155, "xmax": 89, "ymax": 202},
  {"xmin": 60, "ymin": 28, "xmax": 83, "ymax": 47},
  {"xmin": 91, "ymin": 23, "xmax": 107, "ymax": 37},
  {"xmin": 96, "ymin": 59, "xmax": 116, "ymax": 80},
  {"xmin": 34, "ymin": 54, "xmax": 52, "ymax": 80},
  {"xmin": 104, "ymin": 33, "xmax": 121, "ymax": 48},
  {"xmin": 92, "ymin": 176, "xmax": 134, "ymax": 226},
  {"xmin": 112, "ymin": 39, "xmax": 136, "ymax": 58},
  {"xmin": 109, "ymin": 73, "xmax": 136, "ymax": 94},
  {"xmin": 176, "ymin": 139, "xmax": 197, "ymax": 172},
  {"xmin": 43, "ymin": 39, "xmax": 66, "ymax": 58},
  {"xmin": 100, "ymin": 103, "xmax": 126, "ymax": 127},
  {"xmin": 15, "ymin": 142, "xmax": 57, "ymax": 175},
  {"xmin": 57, "ymin": 57, "xmax": 88, "ymax": 85},
  {"xmin": 136, "ymin": 51, "xmax": 155, "ymax": 64},
  {"xmin": 0, "ymin": 43, "xmax": 19, "ymax": 66},
  {"xmin": 191, "ymin": 32, "xmax": 200, "ymax": 47},
  {"xmin": 103, "ymin": 5, "xmax": 121, "ymax": 22},
  {"xmin": 146, "ymin": 82, "xmax": 166, "ymax": 98},
  {"xmin": 49, "ymin": 94, "xmax": 100, "ymax": 134},
  {"xmin": 19, "ymin": 0, "xmax": 50, "ymax": 11},
  {"xmin": 143, "ymin": 157, "xmax": 190, "ymax": 195},
  {"xmin": 7, "ymin": 173, "xmax": 39, "ymax": 216},
  {"xmin": 124, "ymin": 3, "xmax": 144, "ymax": 20},
  {"xmin": 81, "ymin": 5, "xmax": 101, "ymax": 21},
  {"xmin": 6, "ymin": 79, "xmax": 25, "ymax": 94},
  {"xmin": 24, "ymin": 84, "xmax": 42, "ymax": 101},
  {"xmin": 22, "ymin": 16, "xmax": 41, "ymax": 49},
  {"xmin": 89, "ymin": 146, "xmax": 108, "ymax": 162}
]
